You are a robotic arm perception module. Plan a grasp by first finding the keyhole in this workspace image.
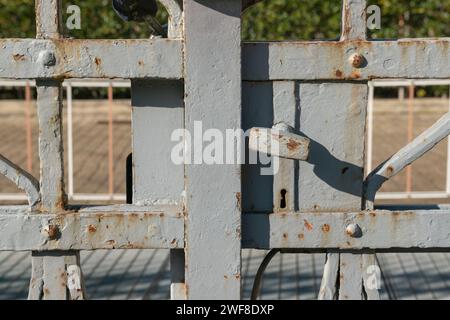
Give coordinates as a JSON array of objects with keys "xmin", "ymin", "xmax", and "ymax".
[{"xmin": 280, "ymin": 189, "xmax": 287, "ymax": 209}]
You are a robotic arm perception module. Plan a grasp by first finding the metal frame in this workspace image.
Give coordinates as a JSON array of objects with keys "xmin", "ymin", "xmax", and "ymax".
[{"xmin": 0, "ymin": 0, "xmax": 449, "ymax": 300}]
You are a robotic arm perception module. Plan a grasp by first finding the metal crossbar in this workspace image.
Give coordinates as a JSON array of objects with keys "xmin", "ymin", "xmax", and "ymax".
[{"xmin": 0, "ymin": 0, "xmax": 449, "ymax": 300}]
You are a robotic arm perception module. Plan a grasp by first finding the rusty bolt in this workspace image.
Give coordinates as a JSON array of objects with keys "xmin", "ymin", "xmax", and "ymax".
[
  {"xmin": 345, "ymin": 223, "xmax": 362, "ymax": 238},
  {"xmin": 350, "ymin": 53, "xmax": 366, "ymax": 68},
  {"xmin": 43, "ymin": 224, "xmax": 59, "ymax": 240},
  {"xmin": 38, "ymin": 50, "xmax": 56, "ymax": 67}
]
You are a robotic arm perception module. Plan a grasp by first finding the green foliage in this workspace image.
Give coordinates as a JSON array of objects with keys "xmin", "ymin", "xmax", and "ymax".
[
  {"xmin": 2, "ymin": 1, "xmax": 448, "ymax": 40},
  {"xmin": 0, "ymin": 1, "xmax": 449, "ymax": 97}
]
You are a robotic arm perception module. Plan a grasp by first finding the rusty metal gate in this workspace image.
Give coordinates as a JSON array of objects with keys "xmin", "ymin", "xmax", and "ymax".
[{"xmin": 0, "ymin": 0, "xmax": 449, "ymax": 300}]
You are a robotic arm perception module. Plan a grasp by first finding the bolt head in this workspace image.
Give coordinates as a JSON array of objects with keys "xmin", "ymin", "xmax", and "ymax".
[
  {"xmin": 346, "ymin": 223, "xmax": 362, "ymax": 238},
  {"xmin": 350, "ymin": 53, "xmax": 366, "ymax": 68},
  {"xmin": 38, "ymin": 50, "xmax": 56, "ymax": 67}
]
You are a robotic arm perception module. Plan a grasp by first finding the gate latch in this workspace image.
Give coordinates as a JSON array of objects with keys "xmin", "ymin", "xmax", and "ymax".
[{"xmin": 249, "ymin": 123, "xmax": 310, "ymax": 161}]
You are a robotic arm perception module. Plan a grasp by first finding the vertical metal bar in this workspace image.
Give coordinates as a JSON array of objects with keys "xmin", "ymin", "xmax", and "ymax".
[
  {"xmin": 366, "ymin": 82, "xmax": 374, "ymax": 174},
  {"xmin": 24, "ymin": 81, "xmax": 33, "ymax": 172},
  {"xmin": 67, "ymin": 83, "xmax": 74, "ymax": 199},
  {"xmin": 184, "ymin": 0, "xmax": 242, "ymax": 299},
  {"xmin": 446, "ymin": 86, "xmax": 450, "ymax": 195},
  {"xmin": 273, "ymin": 81, "xmax": 297, "ymax": 212},
  {"xmin": 320, "ymin": 0, "xmax": 373, "ymax": 301},
  {"xmin": 362, "ymin": 253, "xmax": 381, "ymax": 300},
  {"xmin": 406, "ymin": 83, "xmax": 414, "ymax": 194},
  {"xmin": 29, "ymin": 0, "xmax": 84, "ymax": 300},
  {"xmin": 108, "ymin": 83, "xmax": 114, "ymax": 198},
  {"xmin": 341, "ymin": 0, "xmax": 367, "ymax": 41},
  {"xmin": 339, "ymin": 253, "xmax": 363, "ymax": 300},
  {"xmin": 35, "ymin": 0, "xmax": 62, "ymax": 39},
  {"xmin": 36, "ymin": 80, "xmax": 66, "ymax": 210},
  {"xmin": 318, "ymin": 253, "xmax": 339, "ymax": 300}
]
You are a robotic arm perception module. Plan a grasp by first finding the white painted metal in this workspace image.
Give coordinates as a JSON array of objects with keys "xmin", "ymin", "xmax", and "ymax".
[
  {"xmin": 242, "ymin": 39, "xmax": 450, "ymax": 81},
  {"xmin": 447, "ymin": 86, "xmax": 450, "ymax": 195},
  {"xmin": 0, "ymin": 39, "xmax": 183, "ymax": 80},
  {"xmin": 242, "ymin": 209, "xmax": 450, "ymax": 250},
  {"xmin": 0, "ymin": 205, "xmax": 184, "ymax": 251},
  {"xmin": 183, "ymin": 0, "xmax": 242, "ymax": 299},
  {"xmin": 366, "ymin": 82, "xmax": 374, "ymax": 173},
  {"xmin": 365, "ymin": 112, "xmax": 450, "ymax": 205},
  {"xmin": 0, "ymin": 0, "xmax": 449, "ymax": 301},
  {"xmin": 67, "ymin": 84, "xmax": 74, "ymax": 199},
  {"xmin": 131, "ymin": 80, "xmax": 184, "ymax": 206},
  {"xmin": 339, "ymin": 253, "xmax": 363, "ymax": 300},
  {"xmin": 0, "ymin": 154, "xmax": 40, "ymax": 207},
  {"xmin": 318, "ymin": 253, "xmax": 339, "ymax": 299}
]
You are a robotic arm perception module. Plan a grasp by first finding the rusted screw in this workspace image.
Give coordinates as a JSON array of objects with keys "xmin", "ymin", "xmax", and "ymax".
[
  {"xmin": 38, "ymin": 50, "xmax": 56, "ymax": 67},
  {"xmin": 350, "ymin": 53, "xmax": 366, "ymax": 68},
  {"xmin": 43, "ymin": 224, "xmax": 59, "ymax": 240},
  {"xmin": 346, "ymin": 223, "xmax": 362, "ymax": 238}
]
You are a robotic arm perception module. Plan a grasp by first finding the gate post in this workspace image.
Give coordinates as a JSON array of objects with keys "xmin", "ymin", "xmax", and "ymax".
[
  {"xmin": 183, "ymin": 0, "xmax": 243, "ymax": 299},
  {"xmin": 28, "ymin": 0, "xmax": 85, "ymax": 300},
  {"xmin": 317, "ymin": 0, "xmax": 380, "ymax": 300}
]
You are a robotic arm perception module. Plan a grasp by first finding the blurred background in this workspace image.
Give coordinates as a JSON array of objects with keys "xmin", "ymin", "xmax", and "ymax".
[{"xmin": 0, "ymin": 0, "xmax": 449, "ymax": 300}]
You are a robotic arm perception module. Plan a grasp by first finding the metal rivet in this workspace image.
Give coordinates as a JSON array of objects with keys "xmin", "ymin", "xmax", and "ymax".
[
  {"xmin": 346, "ymin": 223, "xmax": 362, "ymax": 238},
  {"xmin": 350, "ymin": 53, "xmax": 366, "ymax": 68},
  {"xmin": 43, "ymin": 224, "xmax": 59, "ymax": 240},
  {"xmin": 38, "ymin": 50, "xmax": 56, "ymax": 67}
]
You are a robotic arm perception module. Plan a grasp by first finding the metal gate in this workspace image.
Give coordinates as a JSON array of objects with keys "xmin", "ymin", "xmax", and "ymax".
[{"xmin": 0, "ymin": 0, "xmax": 449, "ymax": 300}]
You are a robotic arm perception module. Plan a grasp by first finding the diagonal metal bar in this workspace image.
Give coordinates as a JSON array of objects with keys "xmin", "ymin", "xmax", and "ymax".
[
  {"xmin": 0, "ymin": 154, "xmax": 40, "ymax": 207},
  {"xmin": 364, "ymin": 112, "xmax": 450, "ymax": 205}
]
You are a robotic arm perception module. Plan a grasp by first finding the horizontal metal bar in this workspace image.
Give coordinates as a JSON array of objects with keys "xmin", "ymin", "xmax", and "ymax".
[
  {"xmin": 1, "ymin": 78, "xmax": 450, "ymax": 89},
  {"xmin": 242, "ymin": 210, "xmax": 450, "ymax": 250},
  {"xmin": 0, "ymin": 80, "xmax": 131, "ymax": 88},
  {"xmin": 0, "ymin": 39, "xmax": 183, "ymax": 80},
  {"xmin": 372, "ymin": 79, "xmax": 450, "ymax": 87},
  {"xmin": 0, "ymin": 193, "xmax": 127, "ymax": 202},
  {"xmin": 0, "ymin": 205, "xmax": 184, "ymax": 251},
  {"xmin": 242, "ymin": 39, "xmax": 450, "ymax": 81},
  {"xmin": 377, "ymin": 191, "xmax": 450, "ymax": 200}
]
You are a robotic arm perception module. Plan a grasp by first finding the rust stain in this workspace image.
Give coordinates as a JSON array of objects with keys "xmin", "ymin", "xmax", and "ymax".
[
  {"xmin": 105, "ymin": 239, "xmax": 116, "ymax": 246},
  {"xmin": 386, "ymin": 165, "xmax": 394, "ymax": 175},
  {"xmin": 350, "ymin": 71, "xmax": 361, "ymax": 79},
  {"xmin": 304, "ymin": 219, "xmax": 313, "ymax": 231},
  {"xmin": 287, "ymin": 139, "xmax": 301, "ymax": 151},
  {"xmin": 335, "ymin": 69, "xmax": 343, "ymax": 78},
  {"xmin": 321, "ymin": 224, "xmax": 330, "ymax": 233},
  {"xmin": 87, "ymin": 224, "xmax": 97, "ymax": 233},
  {"xmin": 298, "ymin": 233, "xmax": 304, "ymax": 240},
  {"xmin": 138, "ymin": 60, "xmax": 144, "ymax": 66},
  {"xmin": 13, "ymin": 54, "xmax": 25, "ymax": 61},
  {"xmin": 235, "ymin": 192, "xmax": 241, "ymax": 211},
  {"xmin": 94, "ymin": 57, "xmax": 102, "ymax": 66},
  {"xmin": 282, "ymin": 233, "xmax": 288, "ymax": 239},
  {"xmin": 351, "ymin": 54, "xmax": 364, "ymax": 68},
  {"xmin": 46, "ymin": 225, "xmax": 59, "ymax": 240}
]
